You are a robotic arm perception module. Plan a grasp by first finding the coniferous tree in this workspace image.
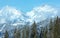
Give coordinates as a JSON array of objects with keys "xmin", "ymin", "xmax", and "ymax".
[
  {"xmin": 31, "ymin": 21, "xmax": 37, "ymax": 38},
  {"xmin": 54, "ymin": 16, "xmax": 59, "ymax": 38},
  {"xmin": 39, "ymin": 27, "xmax": 44, "ymax": 38},
  {"xmin": 4, "ymin": 30, "xmax": 9, "ymax": 38},
  {"xmin": 54, "ymin": 16, "xmax": 58, "ymax": 38},
  {"xmin": 16, "ymin": 29, "xmax": 20, "ymax": 38},
  {"xmin": 22, "ymin": 29, "xmax": 24, "ymax": 38},
  {"xmin": 49, "ymin": 19, "xmax": 53, "ymax": 38},
  {"xmin": 43, "ymin": 26, "xmax": 48, "ymax": 38},
  {"xmin": 13, "ymin": 28, "xmax": 17, "ymax": 38},
  {"xmin": 25, "ymin": 26, "xmax": 29, "ymax": 38},
  {"xmin": 13, "ymin": 28, "xmax": 20, "ymax": 38}
]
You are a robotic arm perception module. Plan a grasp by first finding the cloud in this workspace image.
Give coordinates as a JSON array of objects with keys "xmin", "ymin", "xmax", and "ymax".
[{"xmin": 26, "ymin": 5, "xmax": 58, "ymax": 23}]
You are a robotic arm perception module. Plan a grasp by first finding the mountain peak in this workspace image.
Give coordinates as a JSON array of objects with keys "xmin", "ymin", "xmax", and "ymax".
[
  {"xmin": 2, "ymin": 5, "xmax": 13, "ymax": 10},
  {"xmin": 0, "ymin": 5, "xmax": 58, "ymax": 25},
  {"xmin": 0, "ymin": 6, "xmax": 24, "ymax": 24},
  {"xmin": 0, "ymin": 5, "xmax": 22, "ymax": 17}
]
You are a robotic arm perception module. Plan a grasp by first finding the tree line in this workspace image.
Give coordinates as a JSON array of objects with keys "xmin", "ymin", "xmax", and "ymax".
[{"xmin": 3, "ymin": 16, "xmax": 60, "ymax": 38}]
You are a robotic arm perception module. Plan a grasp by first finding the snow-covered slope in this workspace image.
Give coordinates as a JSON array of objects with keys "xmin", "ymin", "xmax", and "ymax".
[
  {"xmin": 0, "ymin": 6, "xmax": 26, "ymax": 32},
  {"xmin": 0, "ymin": 6, "xmax": 25, "ymax": 24},
  {"xmin": 0, "ymin": 5, "xmax": 59, "ymax": 32},
  {"xmin": 26, "ymin": 5, "xmax": 58, "ymax": 23}
]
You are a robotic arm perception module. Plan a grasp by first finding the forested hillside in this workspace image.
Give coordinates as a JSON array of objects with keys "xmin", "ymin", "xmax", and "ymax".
[{"xmin": 3, "ymin": 16, "xmax": 60, "ymax": 38}]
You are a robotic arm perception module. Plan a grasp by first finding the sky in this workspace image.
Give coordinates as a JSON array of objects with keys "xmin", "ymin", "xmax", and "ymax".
[{"xmin": 0, "ymin": 0, "xmax": 60, "ymax": 12}]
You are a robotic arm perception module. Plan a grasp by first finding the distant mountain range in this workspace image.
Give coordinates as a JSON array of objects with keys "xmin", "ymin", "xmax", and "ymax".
[{"xmin": 0, "ymin": 5, "xmax": 59, "ymax": 32}]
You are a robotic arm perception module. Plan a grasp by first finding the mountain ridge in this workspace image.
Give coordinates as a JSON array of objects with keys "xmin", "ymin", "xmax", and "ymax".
[{"xmin": 0, "ymin": 5, "xmax": 58, "ymax": 32}]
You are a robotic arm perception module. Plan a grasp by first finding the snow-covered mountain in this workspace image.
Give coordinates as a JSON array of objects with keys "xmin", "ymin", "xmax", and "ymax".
[
  {"xmin": 0, "ymin": 6, "xmax": 26, "ymax": 33},
  {"xmin": 0, "ymin": 6, "xmax": 25, "ymax": 24},
  {"xmin": 0, "ymin": 5, "xmax": 59, "ymax": 32},
  {"xmin": 26, "ymin": 5, "xmax": 58, "ymax": 23}
]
